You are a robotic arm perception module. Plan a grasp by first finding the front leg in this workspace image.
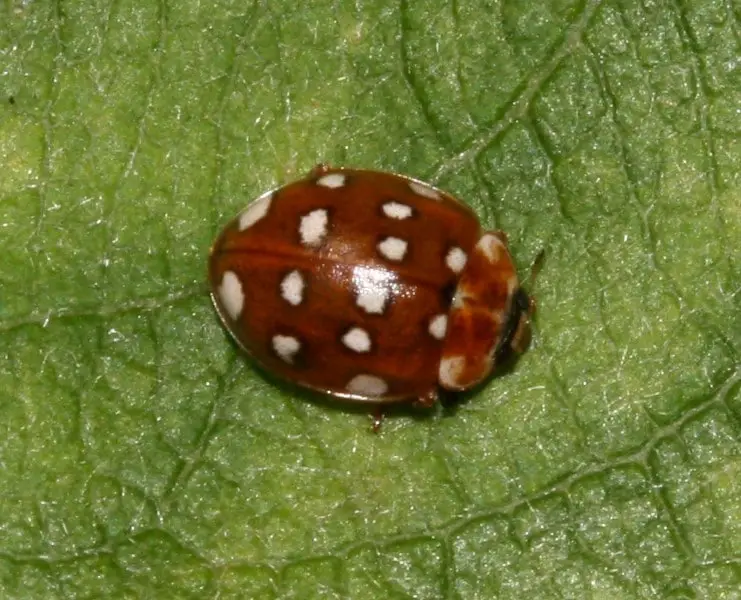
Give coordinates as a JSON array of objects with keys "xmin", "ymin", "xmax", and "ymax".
[{"xmin": 413, "ymin": 388, "xmax": 439, "ymax": 409}]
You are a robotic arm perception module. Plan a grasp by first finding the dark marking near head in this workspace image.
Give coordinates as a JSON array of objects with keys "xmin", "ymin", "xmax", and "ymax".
[
  {"xmin": 514, "ymin": 287, "xmax": 530, "ymax": 312},
  {"xmin": 8, "ymin": 96, "xmax": 15, "ymax": 105},
  {"xmin": 440, "ymin": 282, "xmax": 457, "ymax": 308}
]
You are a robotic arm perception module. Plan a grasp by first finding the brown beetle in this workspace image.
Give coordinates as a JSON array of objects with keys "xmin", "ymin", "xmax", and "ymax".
[{"xmin": 208, "ymin": 166, "xmax": 533, "ymax": 407}]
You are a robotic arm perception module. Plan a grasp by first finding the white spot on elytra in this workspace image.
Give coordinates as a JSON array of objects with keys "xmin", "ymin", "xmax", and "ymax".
[
  {"xmin": 382, "ymin": 201, "xmax": 413, "ymax": 220},
  {"xmin": 347, "ymin": 374, "xmax": 388, "ymax": 397},
  {"xmin": 218, "ymin": 271, "xmax": 244, "ymax": 320},
  {"xmin": 272, "ymin": 335, "xmax": 300, "ymax": 363},
  {"xmin": 352, "ymin": 265, "xmax": 395, "ymax": 314},
  {"xmin": 342, "ymin": 327, "xmax": 372, "ymax": 353},
  {"xmin": 409, "ymin": 180, "xmax": 441, "ymax": 200},
  {"xmin": 438, "ymin": 355, "xmax": 466, "ymax": 389},
  {"xmin": 317, "ymin": 173, "xmax": 346, "ymax": 188},
  {"xmin": 238, "ymin": 192, "xmax": 273, "ymax": 230},
  {"xmin": 300, "ymin": 208, "xmax": 329, "ymax": 247},
  {"xmin": 377, "ymin": 237, "xmax": 408, "ymax": 261},
  {"xmin": 478, "ymin": 233, "xmax": 504, "ymax": 263},
  {"xmin": 280, "ymin": 270, "xmax": 305, "ymax": 306},
  {"xmin": 356, "ymin": 289, "xmax": 388, "ymax": 314},
  {"xmin": 446, "ymin": 247, "xmax": 467, "ymax": 274},
  {"xmin": 428, "ymin": 314, "xmax": 448, "ymax": 340}
]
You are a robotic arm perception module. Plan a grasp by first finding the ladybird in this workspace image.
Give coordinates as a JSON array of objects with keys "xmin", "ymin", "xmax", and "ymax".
[{"xmin": 208, "ymin": 166, "xmax": 533, "ymax": 407}]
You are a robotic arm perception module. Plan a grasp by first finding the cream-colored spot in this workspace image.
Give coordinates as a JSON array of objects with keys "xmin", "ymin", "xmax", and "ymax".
[
  {"xmin": 272, "ymin": 335, "xmax": 300, "ymax": 363},
  {"xmin": 428, "ymin": 314, "xmax": 448, "ymax": 340},
  {"xmin": 478, "ymin": 233, "xmax": 504, "ymax": 263},
  {"xmin": 446, "ymin": 247, "xmax": 467, "ymax": 274},
  {"xmin": 409, "ymin": 180, "xmax": 441, "ymax": 200},
  {"xmin": 280, "ymin": 270, "xmax": 305, "ymax": 306},
  {"xmin": 316, "ymin": 173, "xmax": 346, "ymax": 188},
  {"xmin": 382, "ymin": 201, "xmax": 413, "ymax": 220},
  {"xmin": 218, "ymin": 271, "xmax": 244, "ymax": 320},
  {"xmin": 377, "ymin": 237, "xmax": 408, "ymax": 261},
  {"xmin": 342, "ymin": 327, "xmax": 372, "ymax": 353},
  {"xmin": 238, "ymin": 192, "xmax": 273, "ymax": 230},
  {"xmin": 438, "ymin": 355, "xmax": 466, "ymax": 389},
  {"xmin": 347, "ymin": 374, "xmax": 388, "ymax": 397},
  {"xmin": 356, "ymin": 289, "xmax": 388, "ymax": 314},
  {"xmin": 300, "ymin": 208, "xmax": 329, "ymax": 247},
  {"xmin": 352, "ymin": 266, "xmax": 395, "ymax": 314}
]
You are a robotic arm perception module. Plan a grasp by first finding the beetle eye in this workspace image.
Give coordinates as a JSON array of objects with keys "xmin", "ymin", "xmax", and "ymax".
[{"xmin": 514, "ymin": 288, "xmax": 530, "ymax": 312}]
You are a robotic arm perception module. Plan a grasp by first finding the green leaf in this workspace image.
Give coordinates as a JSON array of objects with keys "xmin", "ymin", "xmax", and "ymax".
[{"xmin": 1, "ymin": 0, "xmax": 740, "ymax": 598}]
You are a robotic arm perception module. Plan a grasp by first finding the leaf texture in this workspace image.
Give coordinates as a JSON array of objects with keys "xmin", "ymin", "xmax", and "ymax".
[{"xmin": 1, "ymin": 0, "xmax": 740, "ymax": 598}]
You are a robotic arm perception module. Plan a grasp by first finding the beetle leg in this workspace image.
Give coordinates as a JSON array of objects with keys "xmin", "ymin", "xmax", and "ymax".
[
  {"xmin": 413, "ymin": 388, "xmax": 439, "ymax": 409},
  {"xmin": 309, "ymin": 163, "xmax": 332, "ymax": 177},
  {"xmin": 371, "ymin": 407, "xmax": 384, "ymax": 433}
]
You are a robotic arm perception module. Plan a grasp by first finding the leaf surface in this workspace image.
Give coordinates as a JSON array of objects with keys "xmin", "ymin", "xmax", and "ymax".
[{"xmin": 1, "ymin": 0, "xmax": 740, "ymax": 598}]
